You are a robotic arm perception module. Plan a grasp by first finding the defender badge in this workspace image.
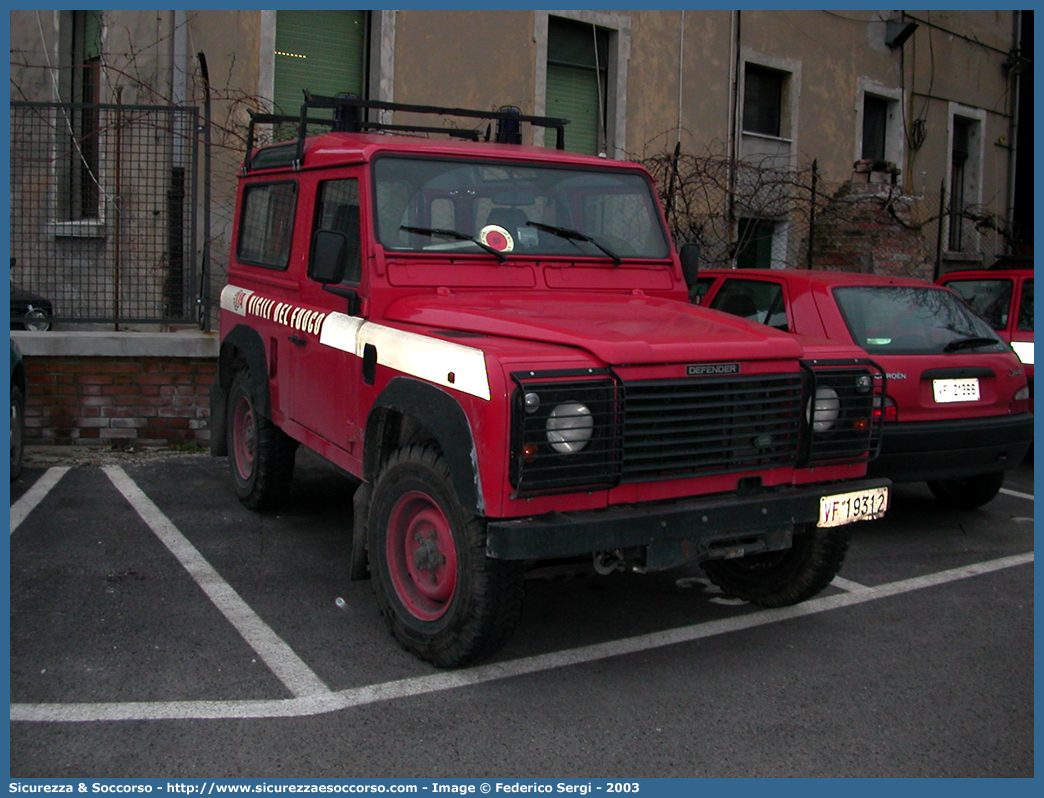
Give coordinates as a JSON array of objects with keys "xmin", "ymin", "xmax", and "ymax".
[{"xmin": 687, "ymin": 363, "xmax": 740, "ymax": 376}]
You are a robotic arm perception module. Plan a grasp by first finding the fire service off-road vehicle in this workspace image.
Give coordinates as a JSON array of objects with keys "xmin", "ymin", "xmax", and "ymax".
[{"xmin": 212, "ymin": 95, "xmax": 891, "ymax": 667}]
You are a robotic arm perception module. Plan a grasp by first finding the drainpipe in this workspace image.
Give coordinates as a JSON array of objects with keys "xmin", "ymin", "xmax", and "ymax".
[
  {"xmin": 676, "ymin": 10, "xmax": 685, "ymax": 146},
  {"xmin": 726, "ymin": 10, "xmax": 740, "ymax": 265},
  {"xmin": 726, "ymin": 10, "xmax": 738, "ymax": 164},
  {"xmin": 172, "ymin": 11, "xmax": 187, "ymax": 111},
  {"xmin": 1005, "ymin": 10, "xmax": 1021, "ymax": 253},
  {"xmin": 167, "ymin": 10, "xmax": 188, "ymax": 321}
]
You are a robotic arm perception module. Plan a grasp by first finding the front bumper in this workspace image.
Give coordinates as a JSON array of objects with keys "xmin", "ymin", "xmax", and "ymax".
[
  {"xmin": 868, "ymin": 413, "xmax": 1033, "ymax": 483},
  {"xmin": 486, "ymin": 477, "xmax": 891, "ymax": 568}
]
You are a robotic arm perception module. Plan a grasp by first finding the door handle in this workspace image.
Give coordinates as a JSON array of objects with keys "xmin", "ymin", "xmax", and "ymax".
[{"xmin": 288, "ymin": 334, "xmax": 307, "ymax": 346}]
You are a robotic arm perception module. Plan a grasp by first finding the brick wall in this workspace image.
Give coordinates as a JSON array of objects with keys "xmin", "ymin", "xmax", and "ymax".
[
  {"xmin": 12, "ymin": 331, "xmax": 218, "ymax": 448},
  {"xmin": 23, "ymin": 356, "xmax": 214, "ymax": 446},
  {"xmin": 807, "ymin": 166, "xmax": 934, "ymax": 281}
]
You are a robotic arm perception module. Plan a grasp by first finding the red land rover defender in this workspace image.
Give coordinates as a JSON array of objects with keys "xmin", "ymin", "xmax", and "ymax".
[{"xmin": 212, "ymin": 96, "xmax": 890, "ymax": 667}]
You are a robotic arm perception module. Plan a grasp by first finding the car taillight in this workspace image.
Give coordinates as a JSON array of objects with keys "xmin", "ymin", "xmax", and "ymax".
[
  {"xmin": 873, "ymin": 395, "xmax": 898, "ymax": 422},
  {"xmin": 1011, "ymin": 385, "xmax": 1030, "ymax": 413}
]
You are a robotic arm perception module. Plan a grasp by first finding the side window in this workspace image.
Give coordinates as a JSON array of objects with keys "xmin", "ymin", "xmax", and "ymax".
[
  {"xmin": 1017, "ymin": 279, "xmax": 1033, "ymax": 332},
  {"xmin": 945, "ymin": 278, "xmax": 1012, "ymax": 330},
  {"xmin": 237, "ymin": 182, "xmax": 297, "ymax": 269},
  {"xmin": 313, "ymin": 178, "xmax": 362, "ymax": 284},
  {"xmin": 710, "ymin": 279, "xmax": 789, "ymax": 331}
]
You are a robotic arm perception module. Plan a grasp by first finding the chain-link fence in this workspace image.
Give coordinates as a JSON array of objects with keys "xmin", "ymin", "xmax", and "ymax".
[
  {"xmin": 10, "ymin": 100, "xmax": 201, "ymax": 329},
  {"xmin": 639, "ymin": 146, "xmax": 1015, "ymax": 281}
]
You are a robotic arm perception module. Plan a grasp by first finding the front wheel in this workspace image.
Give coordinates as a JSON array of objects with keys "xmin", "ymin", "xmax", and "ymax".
[
  {"xmin": 368, "ymin": 445, "xmax": 525, "ymax": 667},
  {"xmin": 927, "ymin": 472, "xmax": 1005, "ymax": 509},
  {"xmin": 226, "ymin": 370, "xmax": 296, "ymax": 510},
  {"xmin": 701, "ymin": 523, "xmax": 849, "ymax": 607}
]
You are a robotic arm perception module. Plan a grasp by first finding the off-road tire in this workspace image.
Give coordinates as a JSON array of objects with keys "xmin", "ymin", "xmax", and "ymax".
[
  {"xmin": 226, "ymin": 370, "xmax": 296, "ymax": 510},
  {"xmin": 368, "ymin": 445, "xmax": 526, "ymax": 668},
  {"xmin": 701, "ymin": 523, "xmax": 849, "ymax": 607},
  {"xmin": 10, "ymin": 385, "xmax": 24, "ymax": 482},
  {"xmin": 927, "ymin": 472, "xmax": 1005, "ymax": 509}
]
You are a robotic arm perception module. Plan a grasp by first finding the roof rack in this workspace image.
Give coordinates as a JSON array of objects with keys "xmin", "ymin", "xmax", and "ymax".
[{"xmin": 243, "ymin": 92, "xmax": 570, "ymax": 173}]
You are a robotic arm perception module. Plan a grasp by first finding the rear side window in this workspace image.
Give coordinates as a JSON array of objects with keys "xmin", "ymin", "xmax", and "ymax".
[
  {"xmin": 834, "ymin": 285, "xmax": 1005, "ymax": 355},
  {"xmin": 710, "ymin": 278, "xmax": 789, "ymax": 331},
  {"xmin": 944, "ymin": 278, "xmax": 1013, "ymax": 330},
  {"xmin": 1017, "ymin": 279, "xmax": 1033, "ymax": 332},
  {"xmin": 237, "ymin": 182, "xmax": 297, "ymax": 269}
]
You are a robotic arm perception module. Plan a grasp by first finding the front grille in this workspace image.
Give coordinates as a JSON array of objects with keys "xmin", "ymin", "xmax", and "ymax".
[
  {"xmin": 620, "ymin": 374, "xmax": 804, "ymax": 482},
  {"xmin": 802, "ymin": 362, "xmax": 884, "ymax": 464},
  {"xmin": 510, "ymin": 374, "xmax": 622, "ymax": 494},
  {"xmin": 510, "ymin": 364, "xmax": 883, "ymax": 497}
]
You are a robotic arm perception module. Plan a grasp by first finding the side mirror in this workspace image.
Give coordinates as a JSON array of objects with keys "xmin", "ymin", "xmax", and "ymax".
[
  {"xmin": 679, "ymin": 243, "xmax": 700, "ymax": 288},
  {"xmin": 310, "ymin": 230, "xmax": 348, "ymax": 284}
]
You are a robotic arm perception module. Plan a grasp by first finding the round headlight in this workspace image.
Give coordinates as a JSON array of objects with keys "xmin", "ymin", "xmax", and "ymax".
[
  {"xmin": 807, "ymin": 386, "xmax": 841, "ymax": 432},
  {"xmin": 546, "ymin": 402, "xmax": 594, "ymax": 454},
  {"xmin": 24, "ymin": 308, "xmax": 51, "ymax": 332}
]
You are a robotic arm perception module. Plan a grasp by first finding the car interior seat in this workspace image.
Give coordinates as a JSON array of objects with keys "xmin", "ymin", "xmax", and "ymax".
[
  {"xmin": 483, "ymin": 207, "xmax": 529, "ymax": 235},
  {"xmin": 717, "ymin": 292, "xmax": 759, "ymax": 321}
]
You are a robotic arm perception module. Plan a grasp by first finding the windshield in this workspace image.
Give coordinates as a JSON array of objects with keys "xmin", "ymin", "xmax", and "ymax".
[
  {"xmin": 834, "ymin": 285, "xmax": 1007, "ymax": 355},
  {"xmin": 373, "ymin": 156, "xmax": 671, "ymax": 260}
]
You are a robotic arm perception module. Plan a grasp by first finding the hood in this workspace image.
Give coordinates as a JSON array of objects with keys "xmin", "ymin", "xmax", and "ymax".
[{"xmin": 384, "ymin": 291, "xmax": 806, "ymax": 365}]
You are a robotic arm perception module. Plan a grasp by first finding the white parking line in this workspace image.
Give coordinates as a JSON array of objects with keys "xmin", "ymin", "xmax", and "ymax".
[
  {"xmin": 10, "ymin": 549, "xmax": 1032, "ymax": 723},
  {"xmin": 101, "ymin": 466, "xmax": 331, "ymax": 700},
  {"xmin": 1000, "ymin": 487, "xmax": 1034, "ymax": 501},
  {"xmin": 9, "ymin": 466, "xmax": 71, "ymax": 534},
  {"xmin": 830, "ymin": 576, "xmax": 872, "ymax": 593}
]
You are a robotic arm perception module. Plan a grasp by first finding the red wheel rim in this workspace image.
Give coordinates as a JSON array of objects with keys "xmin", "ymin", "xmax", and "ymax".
[
  {"xmin": 231, "ymin": 392, "xmax": 256, "ymax": 482},
  {"xmin": 386, "ymin": 490, "xmax": 458, "ymax": 621}
]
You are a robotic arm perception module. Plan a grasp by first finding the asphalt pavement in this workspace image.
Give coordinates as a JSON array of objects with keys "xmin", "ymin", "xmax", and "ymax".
[{"xmin": 8, "ymin": 446, "xmax": 1034, "ymax": 777}]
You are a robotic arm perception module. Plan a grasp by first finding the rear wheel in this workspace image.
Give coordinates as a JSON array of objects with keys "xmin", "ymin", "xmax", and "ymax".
[
  {"xmin": 226, "ymin": 370, "xmax": 296, "ymax": 510},
  {"xmin": 927, "ymin": 473, "xmax": 1005, "ymax": 509},
  {"xmin": 368, "ymin": 445, "xmax": 525, "ymax": 667},
  {"xmin": 701, "ymin": 523, "xmax": 849, "ymax": 607}
]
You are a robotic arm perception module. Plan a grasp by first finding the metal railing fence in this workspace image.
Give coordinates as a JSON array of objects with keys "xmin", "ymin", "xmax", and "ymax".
[{"xmin": 10, "ymin": 100, "xmax": 201, "ymax": 328}]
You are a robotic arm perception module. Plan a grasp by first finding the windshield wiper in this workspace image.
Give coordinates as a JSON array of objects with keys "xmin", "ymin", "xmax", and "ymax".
[
  {"xmin": 943, "ymin": 336, "xmax": 999, "ymax": 353},
  {"xmin": 400, "ymin": 225, "xmax": 507, "ymax": 262},
  {"xmin": 525, "ymin": 221, "xmax": 622, "ymax": 265}
]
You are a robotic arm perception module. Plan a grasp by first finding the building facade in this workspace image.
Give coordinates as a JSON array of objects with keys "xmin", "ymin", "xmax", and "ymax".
[{"xmin": 9, "ymin": 9, "xmax": 1031, "ymax": 327}]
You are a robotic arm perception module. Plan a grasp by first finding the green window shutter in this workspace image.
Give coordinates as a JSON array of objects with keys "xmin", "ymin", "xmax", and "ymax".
[
  {"xmin": 737, "ymin": 219, "xmax": 775, "ymax": 269},
  {"xmin": 547, "ymin": 17, "xmax": 609, "ymax": 155},
  {"xmin": 83, "ymin": 11, "xmax": 102, "ymax": 61},
  {"xmin": 546, "ymin": 64, "xmax": 600, "ymax": 155},
  {"xmin": 274, "ymin": 10, "xmax": 367, "ymax": 118}
]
